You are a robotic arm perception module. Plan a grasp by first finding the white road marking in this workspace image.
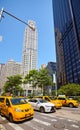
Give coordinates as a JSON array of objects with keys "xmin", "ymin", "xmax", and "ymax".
[
  {"xmin": 51, "ymin": 119, "xmax": 57, "ymax": 121},
  {"xmin": 33, "ymin": 118, "xmax": 51, "ymax": 126},
  {"xmin": 0, "ymin": 113, "xmax": 80, "ymax": 130},
  {"xmin": 68, "ymin": 119, "xmax": 77, "ymax": 123},
  {"xmin": 59, "ymin": 117, "xmax": 65, "ymax": 120},
  {"xmin": 40, "ymin": 113, "xmax": 56, "ymax": 118},
  {"xmin": 71, "ymin": 124, "xmax": 79, "ymax": 128},
  {"xmin": 24, "ymin": 122, "xmax": 45, "ymax": 130},
  {"xmin": 0, "ymin": 116, "xmax": 6, "ymax": 120},
  {"xmin": 8, "ymin": 123, "xmax": 24, "ymax": 130},
  {"xmin": 41, "ymin": 116, "xmax": 57, "ymax": 121}
]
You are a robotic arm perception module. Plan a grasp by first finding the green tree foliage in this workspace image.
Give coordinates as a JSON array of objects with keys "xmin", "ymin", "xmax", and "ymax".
[
  {"xmin": 38, "ymin": 68, "xmax": 53, "ymax": 95},
  {"xmin": 3, "ymin": 74, "xmax": 23, "ymax": 96},
  {"xmin": 58, "ymin": 83, "xmax": 80, "ymax": 96},
  {"xmin": 24, "ymin": 70, "xmax": 39, "ymax": 95},
  {"xmin": 24, "ymin": 68, "xmax": 54, "ymax": 96},
  {"xmin": 24, "ymin": 70, "xmax": 38, "ymax": 84}
]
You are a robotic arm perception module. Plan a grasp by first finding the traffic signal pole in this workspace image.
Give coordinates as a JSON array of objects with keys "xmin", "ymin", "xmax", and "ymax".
[{"xmin": 0, "ymin": 8, "xmax": 35, "ymax": 30}]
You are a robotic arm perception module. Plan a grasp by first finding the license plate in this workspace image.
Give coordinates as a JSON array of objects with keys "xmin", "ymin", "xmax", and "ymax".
[{"xmin": 25, "ymin": 113, "xmax": 30, "ymax": 117}]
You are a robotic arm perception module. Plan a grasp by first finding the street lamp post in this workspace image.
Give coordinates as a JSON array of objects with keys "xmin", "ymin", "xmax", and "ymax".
[{"xmin": 0, "ymin": 8, "xmax": 35, "ymax": 30}]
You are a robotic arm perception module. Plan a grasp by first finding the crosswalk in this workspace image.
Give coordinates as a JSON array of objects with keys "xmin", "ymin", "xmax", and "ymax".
[{"xmin": 0, "ymin": 113, "xmax": 80, "ymax": 130}]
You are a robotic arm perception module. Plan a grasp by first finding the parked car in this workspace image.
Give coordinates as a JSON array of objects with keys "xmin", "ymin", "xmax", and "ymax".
[
  {"xmin": 28, "ymin": 98, "xmax": 56, "ymax": 113},
  {"xmin": 0, "ymin": 96, "xmax": 34, "ymax": 122},
  {"xmin": 35, "ymin": 96, "xmax": 62, "ymax": 109}
]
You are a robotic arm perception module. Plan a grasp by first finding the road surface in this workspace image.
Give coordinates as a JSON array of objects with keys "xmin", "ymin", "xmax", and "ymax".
[{"xmin": 0, "ymin": 106, "xmax": 80, "ymax": 130}]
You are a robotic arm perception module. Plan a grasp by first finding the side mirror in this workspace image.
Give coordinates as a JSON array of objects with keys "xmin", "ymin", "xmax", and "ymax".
[
  {"xmin": 6, "ymin": 102, "xmax": 10, "ymax": 107},
  {"xmin": 37, "ymin": 101, "xmax": 39, "ymax": 104}
]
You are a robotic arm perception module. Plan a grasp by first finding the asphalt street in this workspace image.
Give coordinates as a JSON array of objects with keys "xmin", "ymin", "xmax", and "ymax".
[{"xmin": 0, "ymin": 106, "xmax": 80, "ymax": 130}]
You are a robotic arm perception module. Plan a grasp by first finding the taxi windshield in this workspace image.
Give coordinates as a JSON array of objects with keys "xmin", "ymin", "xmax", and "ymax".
[
  {"xmin": 11, "ymin": 98, "xmax": 27, "ymax": 105},
  {"xmin": 49, "ymin": 96, "xmax": 55, "ymax": 100}
]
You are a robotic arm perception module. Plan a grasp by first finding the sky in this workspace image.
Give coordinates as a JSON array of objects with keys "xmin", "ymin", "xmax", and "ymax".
[{"xmin": 0, "ymin": 0, "xmax": 56, "ymax": 69}]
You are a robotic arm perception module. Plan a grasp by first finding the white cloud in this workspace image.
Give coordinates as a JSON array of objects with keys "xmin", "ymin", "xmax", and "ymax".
[{"xmin": 0, "ymin": 35, "xmax": 2, "ymax": 42}]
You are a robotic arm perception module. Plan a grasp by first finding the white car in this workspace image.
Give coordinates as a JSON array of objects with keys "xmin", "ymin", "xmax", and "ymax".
[{"xmin": 28, "ymin": 98, "xmax": 56, "ymax": 113}]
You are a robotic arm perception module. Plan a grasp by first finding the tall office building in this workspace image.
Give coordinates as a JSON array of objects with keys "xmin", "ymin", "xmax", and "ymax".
[
  {"xmin": 22, "ymin": 20, "xmax": 38, "ymax": 95},
  {"xmin": 22, "ymin": 20, "xmax": 38, "ymax": 76},
  {"xmin": 52, "ymin": 0, "xmax": 80, "ymax": 87}
]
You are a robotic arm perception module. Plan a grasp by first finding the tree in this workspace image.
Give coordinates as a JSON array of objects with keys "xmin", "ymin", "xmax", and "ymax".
[
  {"xmin": 37, "ymin": 68, "xmax": 54, "ymax": 95},
  {"xmin": 24, "ymin": 70, "xmax": 39, "ymax": 95},
  {"xmin": 58, "ymin": 83, "xmax": 80, "ymax": 96},
  {"xmin": 3, "ymin": 74, "xmax": 23, "ymax": 96},
  {"xmin": 24, "ymin": 68, "xmax": 54, "ymax": 96}
]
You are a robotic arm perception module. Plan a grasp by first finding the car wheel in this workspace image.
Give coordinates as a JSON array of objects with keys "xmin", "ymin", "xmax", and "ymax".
[
  {"xmin": 40, "ymin": 107, "xmax": 45, "ymax": 113},
  {"xmin": 9, "ymin": 114, "xmax": 14, "ymax": 123},
  {"xmin": 69, "ymin": 103, "xmax": 74, "ymax": 108},
  {"xmin": 0, "ymin": 111, "xmax": 4, "ymax": 116}
]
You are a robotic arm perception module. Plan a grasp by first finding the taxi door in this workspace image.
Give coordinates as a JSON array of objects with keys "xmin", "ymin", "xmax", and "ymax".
[{"xmin": 4, "ymin": 98, "xmax": 11, "ymax": 117}]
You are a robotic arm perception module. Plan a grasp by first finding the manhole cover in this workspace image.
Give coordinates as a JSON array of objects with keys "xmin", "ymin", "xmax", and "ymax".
[{"xmin": 53, "ymin": 122, "xmax": 65, "ymax": 129}]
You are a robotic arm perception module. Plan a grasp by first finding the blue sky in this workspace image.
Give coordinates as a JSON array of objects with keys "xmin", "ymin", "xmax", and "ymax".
[{"xmin": 0, "ymin": 0, "xmax": 56, "ymax": 69}]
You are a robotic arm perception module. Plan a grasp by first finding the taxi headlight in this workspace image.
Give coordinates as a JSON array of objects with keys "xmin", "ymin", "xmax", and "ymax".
[
  {"xmin": 30, "ymin": 106, "xmax": 33, "ymax": 109},
  {"xmin": 29, "ymin": 106, "xmax": 34, "ymax": 110},
  {"xmin": 15, "ymin": 108, "xmax": 23, "ymax": 112}
]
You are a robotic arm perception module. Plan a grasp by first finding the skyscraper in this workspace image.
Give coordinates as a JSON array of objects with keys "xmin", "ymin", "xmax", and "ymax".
[
  {"xmin": 22, "ymin": 20, "xmax": 38, "ymax": 76},
  {"xmin": 22, "ymin": 20, "xmax": 38, "ymax": 95},
  {"xmin": 52, "ymin": 0, "xmax": 80, "ymax": 87}
]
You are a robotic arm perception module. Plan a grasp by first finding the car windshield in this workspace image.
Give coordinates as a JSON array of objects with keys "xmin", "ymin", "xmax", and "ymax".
[
  {"xmin": 38, "ymin": 99, "xmax": 48, "ymax": 103},
  {"xmin": 10, "ymin": 98, "xmax": 27, "ymax": 105},
  {"xmin": 49, "ymin": 96, "xmax": 55, "ymax": 100}
]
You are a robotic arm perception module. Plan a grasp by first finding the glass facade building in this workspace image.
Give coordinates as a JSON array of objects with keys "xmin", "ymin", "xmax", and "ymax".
[
  {"xmin": 52, "ymin": 0, "xmax": 80, "ymax": 87},
  {"xmin": 46, "ymin": 62, "xmax": 57, "ymax": 78},
  {"xmin": 46, "ymin": 62, "xmax": 57, "ymax": 91}
]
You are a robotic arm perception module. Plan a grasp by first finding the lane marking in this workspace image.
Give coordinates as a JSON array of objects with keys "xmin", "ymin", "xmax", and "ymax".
[
  {"xmin": 42, "ymin": 116, "xmax": 57, "ymax": 121},
  {"xmin": 71, "ymin": 124, "xmax": 79, "ymax": 128},
  {"xmin": 59, "ymin": 117, "xmax": 65, "ymax": 120},
  {"xmin": 0, "ymin": 116, "xmax": 6, "ymax": 120},
  {"xmin": 67, "ymin": 119, "xmax": 77, "ymax": 123},
  {"xmin": 40, "ymin": 113, "xmax": 56, "ymax": 118},
  {"xmin": 33, "ymin": 118, "xmax": 51, "ymax": 126},
  {"xmin": 8, "ymin": 123, "xmax": 24, "ymax": 130},
  {"xmin": 24, "ymin": 122, "xmax": 45, "ymax": 130}
]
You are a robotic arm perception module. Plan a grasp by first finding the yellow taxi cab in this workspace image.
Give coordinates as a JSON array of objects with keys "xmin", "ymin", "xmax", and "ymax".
[
  {"xmin": 35, "ymin": 96, "xmax": 62, "ymax": 109},
  {"xmin": 0, "ymin": 96, "xmax": 34, "ymax": 122},
  {"xmin": 56, "ymin": 95, "xmax": 79, "ymax": 108}
]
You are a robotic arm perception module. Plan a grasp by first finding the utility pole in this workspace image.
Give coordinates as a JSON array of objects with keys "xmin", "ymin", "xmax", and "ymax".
[{"xmin": 0, "ymin": 8, "xmax": 35, "ymax": 30}]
